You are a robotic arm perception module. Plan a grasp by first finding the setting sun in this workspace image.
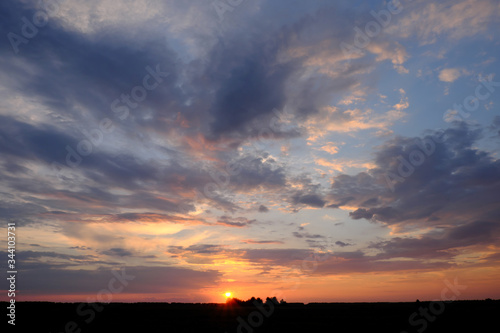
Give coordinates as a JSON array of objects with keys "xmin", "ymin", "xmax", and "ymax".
[{"xmin": 225, "ymin": 292, "xmax": 232, "ymax": 298}]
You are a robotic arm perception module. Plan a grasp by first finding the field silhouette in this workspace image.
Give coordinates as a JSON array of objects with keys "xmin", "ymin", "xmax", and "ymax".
[{"xmin": 3, "ymin": 299, "xmax": 498, "ymax": 332}]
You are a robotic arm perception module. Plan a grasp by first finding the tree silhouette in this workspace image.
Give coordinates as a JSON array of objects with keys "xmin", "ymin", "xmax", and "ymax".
[{"xmin": 225, "ymin": 296, "xmax": 282, "ymax": 307}]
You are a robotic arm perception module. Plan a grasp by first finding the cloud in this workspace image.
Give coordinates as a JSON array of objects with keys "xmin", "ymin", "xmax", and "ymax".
[
  {"xmin": 304, "ymin": 106, "xmax": 405, "ymax": 142},
  {"xmin": 327, "ymin": 123, "xmax": 500, "ymax": 258},
  {"xmin": 101, "ymin": 248, "xmax": 133, "ymax": 257},
  {"xmin": 241, "ymin": 239, "xmax": 284, "ymax": 244},
  {"xmin": 439, "ymin": 68, "xmax": 462, "ymax": 82},
  {"xmin": 258, "ymin": 205, "xmax": 269, "ymax": 213},
  {"xmin": 167, "ymin": 245, "xmax": 316, "ymax": 269},
  {"xmin": 0, "ymin": 250, "xmax": 118, "ymax": 269},
  {"xmin": 0, "ymin": 115, "xmax": 79, "ymax": 164},
  {"xmin": 291, "ymin": 192, "xmax": 326, "ymax": 208},
  {"xmin": 165, "ymin": 244, "xmax": 229, "ymax": 264},
  {"xmin": 293, "ymin": 231, "xmax": 325, "ymax": 239},
  {"xmin": 314, "ymin": 252, "xmax": 455, "ymax": 276},
  {"xmin": 393, "ymin": 89, "xmax": 409, "ymax": 111},
  {"xmin": 387, "ymin": 0, "xmax": 500, "ymax": 44},
  {"xmin": 0, "ymin": 0, "xmax": 412, "ymax": 231},
  {"xmin": 369, "ymin": 220, "xmax": 500, "ymax": 263},
  {"xmin": 320, "ymin": 142, "xmax": 340, "ymax": 155},
  {"xmin": 1, "ymin": 0, "xmax": 499, "ymax": 299},
  {"xmin": 314, "ymin": 157, "xmax": 375, "ymax": 173},
  {"xmin": 18, "ymin": 266, "xmax": 221, "ymax": 295},
  {"xmin": 366, "ymin": 41, "xmax": 409, "ymax": 74},
  {"xmin": 229, "ymin": 153, "xmax": 287, "ymax": 191},
  {"xmin": 174, "ymin": 244, "xmax": 224, "ymax": 255},
  {"xmin": 216, "ymin": 216, "xmax": 256, "ymax": 228},
  {"xmin": 206, "ymin": 46, "xmax": 294, "ymax": 139},
  {"xmin": 243, "ymin": 248, "xmax": 314, "ymax": 266},
  {"xmin": 283, "ymin": 174, "xmax": 329, "ymax": 210},
  {"xmin": 10, "ymin": 250, "xmax": 97, "ymax": 262}
]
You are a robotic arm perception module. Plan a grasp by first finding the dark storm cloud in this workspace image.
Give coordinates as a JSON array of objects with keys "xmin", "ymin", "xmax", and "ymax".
[
  {"xmin": 286, "ymin": 174, "xmax": 328, "ymax": 209},
  {"xmin": 216, "ymin": 215, "xmax": 256, "ymax": 227},
  {"xmin": 360, "ymin": 197, "xmax": 379, "ymax": 207},
  {"xmin": 329, "ymin": 123, "xmax": 500, "ymax": 228},
  {"xmin": 292, "ymin": 231, "xmax": 325, "ymax": 239},
  {"xmin": 230, "ymin": 153, "xmax": 287, "ymax": 190},
  {"xmin": 197, "ymin": 20, "xmax": 295, "ymax": 141},
  {"xmin": 258, "ymin": 205, "xmax": 269, "ymax": 213},
  {"xmin": 448, "ymin": 220, "xmax": 499, "ymax": 240},
  {"xmin": 194, "ymin": 3, "xmax": 375, "ymax": 142},
  {"xmin": 70, "ymin": 246, "xmax": 92, "ymax": 250},
  {"xmin": 349, "ymin": 207, "xmax": 400, "ymax": 221},
  {"xmin": 167, "ymin": 244, "xmax": 224, "ymax": 255},
  {"xmin": 101, "ymin": 248, "xmax": 133, "ymax": 257},
  {"xmin": 207, "ymin": 49, "xmax": 294, "ymax": 139},
  {"xmin": 291, "ymin": 192, "xmax": 326, "ymax": 208},
  {"xmin": 326, "ymin": 123, "xmax": 500, "ymax": 261}
]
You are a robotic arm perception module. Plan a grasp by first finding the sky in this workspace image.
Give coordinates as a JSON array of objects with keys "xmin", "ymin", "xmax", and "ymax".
[{"xmin": 0, "ymin": 0, "xmax": 499, "ymax": 303}]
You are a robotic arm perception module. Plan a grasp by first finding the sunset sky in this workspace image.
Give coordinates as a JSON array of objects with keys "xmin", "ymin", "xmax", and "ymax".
[{"xmin": 1, "ymin": 0, "xmax": 500, "ymax": 303}]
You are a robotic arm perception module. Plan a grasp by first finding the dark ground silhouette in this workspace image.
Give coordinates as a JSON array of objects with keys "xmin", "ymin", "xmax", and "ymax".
[{"xmin": 3, "ymin": 299, "xmax": 498, "ymax": 332}]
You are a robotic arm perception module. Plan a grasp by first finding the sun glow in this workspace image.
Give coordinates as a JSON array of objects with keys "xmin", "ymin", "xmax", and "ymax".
[{"xmin": 225, "ymin": 292, "xmax": 232, "ymax": 298}]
